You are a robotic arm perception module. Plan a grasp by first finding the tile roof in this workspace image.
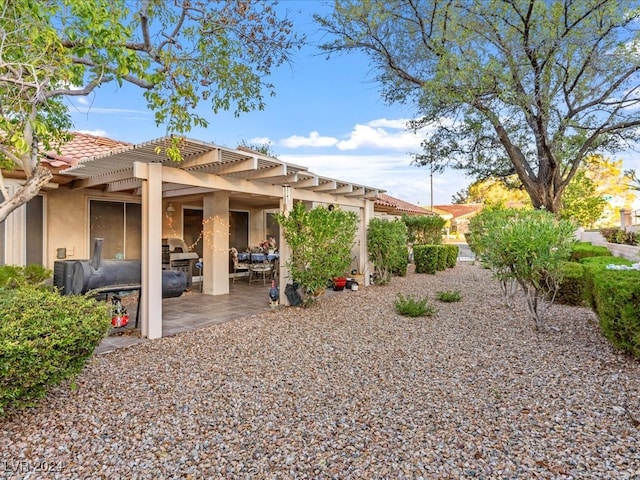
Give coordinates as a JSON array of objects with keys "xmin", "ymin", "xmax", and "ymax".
[
  {"xmin": 375, "ymin": 193, "xmax": 434, "ymax": 216},
  {"xmin": 432, "ymin": 203, "xmax": 484, "ymax": 219},
  {"xmin": 42, "ymin": 132, "xmax": 131, "ymax": 169}
]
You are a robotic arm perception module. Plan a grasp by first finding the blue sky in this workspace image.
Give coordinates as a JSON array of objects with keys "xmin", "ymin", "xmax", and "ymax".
[{"xmin": 66, "ymin": 0, "xmax": 639, "ymax": 207}]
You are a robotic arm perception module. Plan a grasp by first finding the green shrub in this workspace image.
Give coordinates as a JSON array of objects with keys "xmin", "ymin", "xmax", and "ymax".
[
  {"xmin": 569, "ymin": 242, "xmax": 611, "ymax": 262},
  {"xmin": 437, "ymin": 290, "xmax": 461, "ymax": 302},
  {"xmin": 402, "ymin": 214, "xmax": 445, "ymax": 245},
  {"xmin": 599, "ymin": 227, "xmax": 639, "ymax": 246},
  {"xmin": 590, "ymin": 268, "xmax": 640, "ymax": 358},
  {"xmin": 0, "ymin": 285, "xmax": 111, "ymax": 415},
  {"xmin": 435, "ymin": 245, "xmax": 448, "ymax": 271},
  {"xmin": 367, "ymin": 218, "xmax": 409, "ymax": 284},
  {"xmin": 555, "ymin": 262, "xmax": 587, "ymax": 306},
  {"xmin": 468, "ymin": 208, "xmax": 576, "ymax": 330},
  {"xmin": 443, "ymin": 245, "xmax": 459, "ymax": 268},
  {"xmin": 414, "ymin": 244, "xmax": 440, "ymax": 274},
  {"xmin": 581, "ymin": 256, "xmax": 632, "ymax": 309},
  {"xmin": 395, "ymin": 293, "xmax": 436, "ymax": 317},
  {"xmin": 0, "ymin": 264, "xmax": 52, "ymax": 287},
  {"xmin": 275, "ymin": 202, "xmax": 358, "ymax": 305}
]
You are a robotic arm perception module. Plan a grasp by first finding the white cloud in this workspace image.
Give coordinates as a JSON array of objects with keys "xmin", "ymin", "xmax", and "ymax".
[
  {"xmin": 336, "ymin": 123, "xmax": 424, "ymax": 151},
  {"xmin": 280, "ymin": 152, "xmax": 470, "ymax": 205},
  {"xmin": 277, "ymin": 118, "xmax": 435, "ymax": 152},
  {"xmin": 76, "ymin": 129, "xmax": 108, "ymax": 137},
  {"xmin": 248, "ymin": 136, "xmax": 272, "ymax": 145},
  {"xmin": 367, "ymin": 118, "xmax": 411, "ymax": 129},
  {"xmin": 280, "ymin": 131, "xmax": 338, "ymax": 148}
]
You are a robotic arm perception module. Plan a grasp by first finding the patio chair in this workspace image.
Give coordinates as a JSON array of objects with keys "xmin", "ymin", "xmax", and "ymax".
[
  {"xmin": 249, "ymin": 261, "xmax": 273, "ymax": 285},
  {"xmin": 230, "ymin": 247, "xmax": 250, "ymax": 283}
]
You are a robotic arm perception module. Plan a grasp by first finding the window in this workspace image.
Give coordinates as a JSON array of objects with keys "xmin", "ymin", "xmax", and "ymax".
[
  {"xmin": 265, "ymin": 211, "xmax": 280, "ymax": 246},
  {"xmin": 89, "ymin": 200, "xmax": 141, "ymax": 259},
  {"xmin": 183, "ymin": 208, "xmax": 204, "ymax": 258},
  {"xmin": 0, "ymin": 190, "xmax": 43, "ymax": 266},
  {"xmin": 229, "ymin": 211, "xmax": 249, "ymax": 252},
  {"xmin": 26, "ymin": 195, "xmax": 44, "ymax": 265}
]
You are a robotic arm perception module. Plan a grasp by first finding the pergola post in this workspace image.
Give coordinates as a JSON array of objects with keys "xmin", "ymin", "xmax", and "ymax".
[
  {"xmin": 202, "ymin": 191, "xmax": 229, "ymax": 295},
  {"xmin": 139, "ymin": 162, "xmax": 163, "ymax": 339},
  {"xmin": 279, "ymin": 185, "xmax": 293, "ymax": 305},
  {"xmin": 362, "ymin": 199, "xmax": 375, "ymax": 286}
]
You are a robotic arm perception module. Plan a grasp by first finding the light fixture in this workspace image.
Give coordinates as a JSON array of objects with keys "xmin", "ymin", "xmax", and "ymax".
[{"xmin": 165, "ymin": 203, "xmax": 175, "ymax": 218}]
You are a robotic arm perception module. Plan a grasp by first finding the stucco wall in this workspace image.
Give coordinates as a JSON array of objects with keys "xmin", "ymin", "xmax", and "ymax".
[
  {"xmin": 575, "ymin": 228, "xmax": 640, "ymax": 262},
  {"xmin": 46, "ymin": 187, "xmax": 141, "ymax": 269}
]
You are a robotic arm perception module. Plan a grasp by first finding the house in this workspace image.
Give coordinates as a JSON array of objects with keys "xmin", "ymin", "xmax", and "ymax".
[
  {"xmin": 2, "ymin": 132, "xmax": 391, "ymax": 339},
  {"xmin": 431, "ymin": 204, "xmax": 484, "ymax": 236}
]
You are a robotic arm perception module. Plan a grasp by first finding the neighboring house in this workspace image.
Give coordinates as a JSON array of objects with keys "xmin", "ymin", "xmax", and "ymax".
[
  {"xmin": 374, "ymin": 193, "xmax": 437, "ymax": 218},
  {"xmin": 431, "ymin": 203, "xmax": 484, "ymax": 236},
  {"xmin": 2, "ymin": 132, "xmax": 395, "ymax": 339}
]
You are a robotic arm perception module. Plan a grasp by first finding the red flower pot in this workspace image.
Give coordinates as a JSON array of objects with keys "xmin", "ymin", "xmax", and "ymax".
[{"xmin": 332, "ymin": 277, "xmax": 347, "ymax": 291}]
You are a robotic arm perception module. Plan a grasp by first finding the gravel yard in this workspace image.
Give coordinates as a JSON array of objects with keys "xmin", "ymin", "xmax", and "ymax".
[{"xmin": 1, "ymin": 263, "xmax": 639, "ymax": 479}]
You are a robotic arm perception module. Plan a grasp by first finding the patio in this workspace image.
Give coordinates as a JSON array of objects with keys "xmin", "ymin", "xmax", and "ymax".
[{"xmin": 95, "ymin": 278, "xmax": 276, "ymax": 354}]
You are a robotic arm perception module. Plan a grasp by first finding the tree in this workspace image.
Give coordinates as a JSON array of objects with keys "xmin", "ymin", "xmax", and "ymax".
[
  {"xmin": 0, "ymin": 0, "xmax": 303, "ymax": 222},
  {"xmin": 316, "ymin": 0, "xmax": 640, "ymax": 213},
  {"xmin": 453, "ymin": 176, "xmax": 530, "ymax": 207},
  {"xmin": 574, "ymin": 154, "xmax": 636, "ymax": 226},
  {"xmin": 559, "ymin": 170, "xmax": 606, "ymax": 228},
  {"xmin": 624, "ymin": 169, "xmax": 640, "ymax": 192}
]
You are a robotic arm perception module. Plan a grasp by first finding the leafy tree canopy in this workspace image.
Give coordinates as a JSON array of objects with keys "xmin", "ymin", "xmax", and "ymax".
[
  {"xmin": 316, "ymin": 0, "xmax": 640, "ymax": 213},
  {"xmin": 0, "ymin": 0, "xmax": 303, "ymax": 221}
]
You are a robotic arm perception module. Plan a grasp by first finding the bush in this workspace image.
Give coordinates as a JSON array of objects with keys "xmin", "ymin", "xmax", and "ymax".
[
  {"xmin": 275, "ymin": 202, "xmax": 357, "ymax": 305},
  {"xmin": 367, "ymin": 218, "xmax": 409, "ymax": 284},
  {"xmin": 555, "ymin": 262, "xmax": 587, "ymax": 306},
  {"xmin": 590, "ymin": 268, "xmax": 640, "ymax": 358},
  {"xmin": 435, "ymin": 245, "xmax": 448, "ymax": 271},
  {"xmin": 599, "ymin": 227, "xmax": 639, "ymax": 246},
  {"xmin": 0, "ymin": 264, "xmax": 52, "ymax": 287},
  {"xmin": 443, "ymin": 244, "xmax": 459, "ymax": 268},
  {"xmin": 569, "ymin": 242, "xmax": 611, "ymax": 262},
  {"xmin": 581, "ymin": 256, "xmax": 633, "ymax": 310},
  {"xmin": 395, "ymin": 293, "xmax": 436, "ymax": 317},
  {"xmin": 437, "ymin": 290, "xmax": 461, "ymax": 302},
  {"xmin": 0, "ymin": 285, "xmax": 111, "ymax": 415},
  {"xmin": 402, "ymin": 214, "xmax": 445, "ymax": 245},
  {"xmin": 414, "ymin": 244, "xmax": 440, "ymax": 274},
  {"xmin": 468, "ymin": 208, "xmax": 576, "ymax": 330}
]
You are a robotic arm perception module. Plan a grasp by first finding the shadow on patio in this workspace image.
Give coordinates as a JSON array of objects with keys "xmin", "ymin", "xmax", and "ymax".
[{"xmin": 95, "ymin": 279, "xmax": 276, "ymax": 354}]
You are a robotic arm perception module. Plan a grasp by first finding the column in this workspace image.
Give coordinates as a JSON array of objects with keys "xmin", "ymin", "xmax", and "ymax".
[
  {"xmin": 202, "ymin": 191, "xmax": 229, "ymax": 295},
  {"xmin": 279, "ymin": 186, "xmax": 293, "ymax": 305},
  {"xmin": 140, "ymin": 162, "xmax": 163, "ymax": 339}
]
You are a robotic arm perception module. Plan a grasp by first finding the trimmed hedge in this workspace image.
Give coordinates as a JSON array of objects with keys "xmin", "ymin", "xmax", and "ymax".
[
  {"xmin": 0, "ymin": 285, "xmax": 111, "ymax": 415},
  {"xmin": 556, "ymin": 262, "xmax": 587, "ymax": 306},
  {"xmin": 580, "ymin": 256, "xmax": 632, "ymax": 310},
  {"xmin": 435, "ymin": 245, "xmax": 448, "ymax": 271},
  {"xmin": 590, "ymin": 268, "xmax": 640, "ymax": 357},
  {"xmin": 569, "ymin": 242, "xmax": 611, "ymax": 262},
  {"xmin": 444, "ymin": 245, "xmax": 459, "ymax": 268},
  {"xmin": 414, "ymin": 245, "xmax": 440, "ymax": 274}
]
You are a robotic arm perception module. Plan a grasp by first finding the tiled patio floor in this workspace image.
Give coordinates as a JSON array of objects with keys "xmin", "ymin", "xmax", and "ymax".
[{"xmin": 95, "ymin": 278, "xmax": 277, "ymax": 354}]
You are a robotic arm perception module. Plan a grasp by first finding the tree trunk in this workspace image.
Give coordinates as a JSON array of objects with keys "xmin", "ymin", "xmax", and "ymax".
[{"xmin": 0, "ymin": 165, "xmax": 52, "ymax": 223}]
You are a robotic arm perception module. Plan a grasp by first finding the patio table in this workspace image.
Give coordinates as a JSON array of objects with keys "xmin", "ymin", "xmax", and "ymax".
[{"xmin": 238, "ymin": 252, "xmax": 279, "ymax": 263}]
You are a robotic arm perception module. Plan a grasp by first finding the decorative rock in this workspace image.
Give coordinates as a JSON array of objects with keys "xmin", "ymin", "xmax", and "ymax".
[{"xmin": 1, "ymin": 264, "xmax": 639, "ymax": 478}]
